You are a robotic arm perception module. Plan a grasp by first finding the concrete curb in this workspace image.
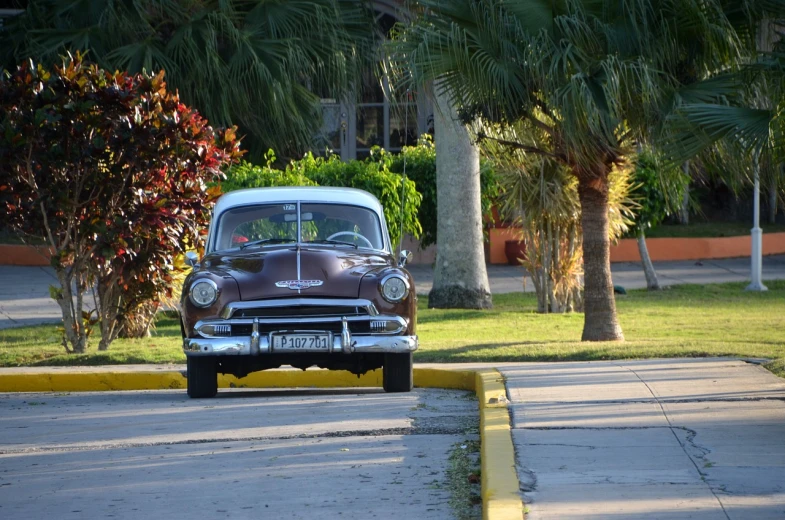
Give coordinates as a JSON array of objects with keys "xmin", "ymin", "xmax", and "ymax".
[
  {"xmin": 0, "ymin": 366, "xmax": 523, "ymax": 520},
  {"xmin": 475, "ymin": 369, "xmax": 525, "ymax": 520}
]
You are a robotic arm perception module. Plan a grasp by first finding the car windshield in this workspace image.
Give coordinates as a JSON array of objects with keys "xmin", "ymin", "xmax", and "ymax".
[{"xmin": 213, "ymin": 202, "xmax": 385, "ymax": 252}]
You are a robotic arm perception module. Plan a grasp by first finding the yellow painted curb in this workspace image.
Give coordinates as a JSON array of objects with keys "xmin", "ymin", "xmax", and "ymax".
[
  {"xmin": 0, "ymin": 366, "xmax": 523, "ymax": 519},
  {"xmin": 476, "ymin": 369, "xmax": 525, "ymax": 520},
  {"xmin": 0, "ymin": 367, "xmax": 479, "ymax": 393},
  {"xmin": 0, "ymin": 371, "xmax": 187, "ymax": 392}
]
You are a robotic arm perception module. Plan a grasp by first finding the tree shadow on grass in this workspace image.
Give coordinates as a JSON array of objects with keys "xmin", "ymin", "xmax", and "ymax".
[
  {"xmin": 30, "ymin": 352, "xmax": 177, "ymax": 367},
  {"xmin": 413, "ymin": 341, "xmax": 756, "ymax": 364}
]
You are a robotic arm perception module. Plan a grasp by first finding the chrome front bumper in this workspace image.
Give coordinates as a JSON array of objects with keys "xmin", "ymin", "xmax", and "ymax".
[
  {"xmin": 184, "ymin": 299, "xmax": 417, "ymax": 357},
  {"xmin": 184, "ymin": 334, "xmax": 417, "ymax": 356}
]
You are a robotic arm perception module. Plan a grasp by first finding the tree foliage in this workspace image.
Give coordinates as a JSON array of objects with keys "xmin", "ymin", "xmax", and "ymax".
[
  {"xmin": 0, "ymin": 54, "xmax": 242, "ymax": 353},
  {"xmin": 0, "ymin": 0, "xmax": 373, "ymax": 160},
  {"xmin": 629, "ymin": 149, "xmax": 689, "ymax": 234}
]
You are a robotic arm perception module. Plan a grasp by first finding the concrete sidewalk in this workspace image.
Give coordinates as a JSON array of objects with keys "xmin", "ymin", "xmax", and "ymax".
[
  {"xmin": 500, "ymin": 358, "xmax": 785, "ymax": 519},
  {"xmin": 2, "ymin": 255, "xmax": 785, "ymax": 329}
]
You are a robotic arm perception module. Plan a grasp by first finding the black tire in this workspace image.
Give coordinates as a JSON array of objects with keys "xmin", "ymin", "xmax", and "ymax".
[
  {"xmin": 187, "ymin": 356, "xmax": 218, "ymax": 398},
  {"xmin": 383, "ymin": 352, "xmax": 413, "ymax": 393}
]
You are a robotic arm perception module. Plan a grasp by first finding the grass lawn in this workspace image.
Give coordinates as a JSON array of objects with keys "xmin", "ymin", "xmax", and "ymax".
[{"xmin": 1, "ymin": 281, "xmax": 783, "ymax": 378}]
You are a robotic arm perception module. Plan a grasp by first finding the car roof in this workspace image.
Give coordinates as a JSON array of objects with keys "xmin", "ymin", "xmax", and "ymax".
[{"xmin": 214, "ymin": 187, "xmax": 385, "ymax": 215}]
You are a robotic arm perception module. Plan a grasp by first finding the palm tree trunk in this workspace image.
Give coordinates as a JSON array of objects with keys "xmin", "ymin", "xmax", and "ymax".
[
  {"xmin": 637, "ymin": 229, "xmax": 661, "ymax": 290},
  {"xmin": 577, "ymin": 176, "xmax": 624, "ymax": 341},
  {"xmin": 428, "ymin": 87, "xmax": 492, "ymax": 309}
]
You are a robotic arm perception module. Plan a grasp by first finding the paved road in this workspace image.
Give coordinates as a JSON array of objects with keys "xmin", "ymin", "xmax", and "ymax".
[
  {"xmin": 2, "ymin": 255, "xmax": 785, "ymax": 329},
  {"xmin": 0, "ymin": 387, "xmax": 478, "ymax": 520},
  {"xmin": 501, "ymin": 358, "xmax": 785, "ymax": 519}
]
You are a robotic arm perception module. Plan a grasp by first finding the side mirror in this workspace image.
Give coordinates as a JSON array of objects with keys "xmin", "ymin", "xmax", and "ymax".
[
  {"xmin": 185, "ymin": 251, "xmax": 200, "ymax": 268},
  {"xmin": 398, "ymin": 249, "xmax": 413, "ymax": 268}
]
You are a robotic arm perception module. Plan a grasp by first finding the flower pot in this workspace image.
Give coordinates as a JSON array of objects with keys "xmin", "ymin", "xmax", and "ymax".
[{"xmin": 504, "ymin": 240, "xmax": 527, "ymax": 266}]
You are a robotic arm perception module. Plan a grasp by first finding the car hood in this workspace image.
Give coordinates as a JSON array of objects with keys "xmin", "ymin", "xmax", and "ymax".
[{"xmin": 201, "ymin": 246, "xmax": 392, "ymax": 300}]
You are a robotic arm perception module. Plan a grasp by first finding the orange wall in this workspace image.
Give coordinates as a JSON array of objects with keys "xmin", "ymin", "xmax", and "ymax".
[
  {"xmin": 4, "ymin": 232, "xmax": 785, "ymax": 266},
  {"xmin": 489, "ymin": 228, "xmax": 785, "ymax": 264},
  {"xmin": 609, "ymin": 232, "xmax": 785, "ymax": 262},
  {"xmin": 0, "ymin": 245, "xmax": 52, "ymax": 266}
]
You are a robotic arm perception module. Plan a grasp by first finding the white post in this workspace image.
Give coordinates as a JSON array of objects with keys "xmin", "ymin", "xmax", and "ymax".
[{"xmin": 746, "ymin": 150, "xmax": 768, "ymax": 291}]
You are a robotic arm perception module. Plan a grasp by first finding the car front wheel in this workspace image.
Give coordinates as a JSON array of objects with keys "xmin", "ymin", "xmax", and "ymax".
[
  {"xmin": 383, "ymin": 352, "xmax": 413, "ymax": 393},
  {"xmin": 187, "ymin": 356, "xmax": 218, "ymax": 398}
]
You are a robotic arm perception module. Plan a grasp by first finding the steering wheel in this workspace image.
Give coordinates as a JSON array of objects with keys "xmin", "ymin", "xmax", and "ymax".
[{"xmin": 327, "ymin": 231, "xmax": 374, "ymax": 248}]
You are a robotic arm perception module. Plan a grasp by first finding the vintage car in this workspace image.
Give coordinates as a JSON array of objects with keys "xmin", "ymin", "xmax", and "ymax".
[{"xmin": 180, "ymin": 186, "xmax": 417, "ymax": 398}]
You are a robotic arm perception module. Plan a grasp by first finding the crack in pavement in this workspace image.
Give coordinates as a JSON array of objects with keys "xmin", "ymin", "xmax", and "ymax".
[
  {"xmin": 705, "ymin": 260, "xmax": 746, "ymax": 276},
  {"xmin": 516, "ymin": 425, "xmax": 698, "ymax": 436},
  {"xmin": 517, "ymin": 397, "xmax": 785, "ymax": 405},
  {"xmin": 617, "ymin": 363, "xmax": 731, "ymax": 520},
  {"xmin": 0, "ymin": 305, "xmax": 20, "ymax": 323},
  {"xmin": 517, "ymin": 467, "xmax": 537, "ymax": 493},
  {"xmin": 0, "ymin": 425, "xmax": 472, "ymax": 456}
]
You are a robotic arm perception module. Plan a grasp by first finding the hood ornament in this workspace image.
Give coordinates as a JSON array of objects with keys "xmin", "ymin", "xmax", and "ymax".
[{"xmin": 275, "ymin": 280, "xmax": 324, "ymax": 290}]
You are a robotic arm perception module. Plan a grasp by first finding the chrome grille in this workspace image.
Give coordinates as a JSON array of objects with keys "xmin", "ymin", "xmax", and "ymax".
[
  {"xmin": 221, "ymin": 298, "xmax": 380, "ymax": 319},
  {"xmin": 231, "ymin": 321, "xmax": 372, "ymax": 335},
  {"xmin": 233, "ymin": 305, "xmax": 368, "ymax": 319},
  {"xmin": 195, "ymin": 298, "xmax": 406, "ymax": 340},
  {"xmin": 214, "ymin": 324, "xmax": 231, "ymax": 336},
  {"xmin": 370, "ymin": 321, "xmax": 386, "ymax": 332}
]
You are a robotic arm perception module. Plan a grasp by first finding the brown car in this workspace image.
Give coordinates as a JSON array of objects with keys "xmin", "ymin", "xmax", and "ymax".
[{"xmin": 180, "ymin": 187, "xmax": 418, "ymax": 397}]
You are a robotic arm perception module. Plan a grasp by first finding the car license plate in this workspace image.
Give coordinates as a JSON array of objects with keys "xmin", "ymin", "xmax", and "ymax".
[{"xmin": 272, "ymin": 333, "xmax": 331, "ymax": 352}]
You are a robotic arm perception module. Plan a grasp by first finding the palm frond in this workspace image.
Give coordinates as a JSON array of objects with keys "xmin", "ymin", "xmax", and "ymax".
[
  {"xmin": 665, "ymin": 103, "xmax": 773, "ymax": 161},
  {"xmin": 1, "ymin": 0, "xmax": 374, "ymax": 158}
]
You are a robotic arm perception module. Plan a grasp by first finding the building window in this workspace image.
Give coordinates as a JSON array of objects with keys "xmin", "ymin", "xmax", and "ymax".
[{"xmin": 316, "ymin": 9, "xmax": 432, "ymax": 161}]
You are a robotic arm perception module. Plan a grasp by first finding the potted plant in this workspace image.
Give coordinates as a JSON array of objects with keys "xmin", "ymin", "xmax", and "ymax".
[{"xmin": 504, "ymin": 239, "xmax": 527, "ymax": 265}]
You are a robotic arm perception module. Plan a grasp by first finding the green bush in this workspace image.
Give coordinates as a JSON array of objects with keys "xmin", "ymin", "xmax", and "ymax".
[{"xmin": 220, "ymin": 151, "xmax": 316, "ymax": 192}]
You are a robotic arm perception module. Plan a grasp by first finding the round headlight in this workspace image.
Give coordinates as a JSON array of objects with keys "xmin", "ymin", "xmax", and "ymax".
[
  {"xmin": 380, "ymin": 274, "xmax": 409, "ymax": 303},
  {"xmin": 189, "ymin": 279, "xmax": 218, "ymax": 308}
]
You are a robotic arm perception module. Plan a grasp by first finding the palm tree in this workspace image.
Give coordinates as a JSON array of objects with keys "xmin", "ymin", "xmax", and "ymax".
[
  {"xmin": 389, "ymin": 0, "xmax": 779, "ymax": 340},
  {"xmin": 0, "ymin": 0, "xmax": 374, "ymax": 160},
  {"xmin": 484, "ymin": 118, "xmax": 636, "ymax": 312},
  {"xmin": 428, "ymin": 86, "xmax": 492, "ymax": 309}
]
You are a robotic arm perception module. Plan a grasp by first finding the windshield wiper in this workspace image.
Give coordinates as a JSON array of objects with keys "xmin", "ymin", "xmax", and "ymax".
[
  {"xmin": 306, "ymin": 239, "xmax": 358, "ymax": 249},
  {"xmin": 240, "ymin": 238, "xmax": 295, "ymax": 249}
]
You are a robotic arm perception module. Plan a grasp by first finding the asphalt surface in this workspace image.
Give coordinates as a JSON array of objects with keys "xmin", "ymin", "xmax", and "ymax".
[
  {"xmin": 0, "ymin": 387, "xmax": 479, "ymax": 520},
  {"xmin": 2, "ymin": 255, "xmax": 785, "ymax": 329}
]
